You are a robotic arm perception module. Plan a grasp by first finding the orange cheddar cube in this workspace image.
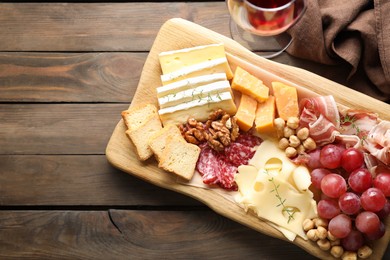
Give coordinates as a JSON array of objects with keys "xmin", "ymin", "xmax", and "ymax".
[
  {"xmin": 255, "ymin": 95, "xmax": 276, "ymax": 133},
  {"xmin": 231, "ymin": 66, "xmax": 269, "ymax": 103},
  {"xmin": 272, "ymin": 82, "xmax": 299, "ymax": 120},
  {"xmin": 235, "ymin": 94, "xmax": 257, "ymax": 132}
]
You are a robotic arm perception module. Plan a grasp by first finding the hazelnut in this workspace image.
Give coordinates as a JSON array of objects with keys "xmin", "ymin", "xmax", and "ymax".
[
  {"xmin": 316, "ymin": 226, "xmax": 327, "ymax": 240},
  {"xmin": 289, "ymin": 135, "xmax": 301, "ymax": 148},
  {"xmin": 341, "ymin": 251, "xmax": 357, "ymax": 260},
  {"xmin": 296, "ymin": 144, "xmax": 305, "ymax": 154},
  {"xmin": 286, "ymin": 117, "xmax": 299, "ymax": 129},
  {"xmin": 302, "ymin": 219, "xmax": 314, "ymax": 232},
  {"xmin": 330, "ymin": 246, "xmax": 344, "ymax": 258},
  {"xmin": 296, "ymin": 127, "xmax": 309, "ymax": 140},
  {"xmin": 278, "ymin": 138, "xmax": 289, "ymax": 150},
  {"xmin": 285, "ymin": 147, "xmax": 297, "ymax": 158},
  {"xmin": 274, "ymin": 117, "xmax": 285, "ymax": 130},
  {"xmin": 327, "ymin": 231, "xmax": 338, "ymax": 241},
  {"xmin": 303, "ymin": 137, "xmax": 317, "ymax": 151},
  {"xmin": 307, "ymin": 229, "xmax": 318, "ymax": 241},
  {"xmin": 357, "ymin": 245, "xmax": 372, "ymax": 259},
  {"xmin": 317, "ymin": 239, "xmax": 331, "ymax": 251},
  {"xmin": 283, "ymin": 126, "xmax": 295, "ymax": 138},
  {"xmin": 313, "ymin": 218, "xmax": 328, "ymax": 228}
]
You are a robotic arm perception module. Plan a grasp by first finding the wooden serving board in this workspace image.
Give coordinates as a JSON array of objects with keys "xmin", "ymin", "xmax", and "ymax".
[{"xmin": 106, "ymin": 18, "xmax": 390, "ymax": 259}]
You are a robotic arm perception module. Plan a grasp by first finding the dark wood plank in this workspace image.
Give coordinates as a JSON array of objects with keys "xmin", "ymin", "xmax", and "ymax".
[
  {"xmin": 0, "ymin": 155, "xmax": 199, "ymax": 206},
  {"xmin": 0, "ymin": 52, "xmax": 144, "ymax": 102},
  {"xmin": 0, "ymin": 2, "xmax": 230, "ymax": 52},
  {"xmin": 0, "ymin": 104, "xmax": 127, "ymax": 155},
  {"xmin": 0, "ymin": 210, "xmax": 318, "ymax": 259}
]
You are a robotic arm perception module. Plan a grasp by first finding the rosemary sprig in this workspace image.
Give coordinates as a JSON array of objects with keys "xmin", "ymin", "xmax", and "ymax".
[{"xmin": 264, "ymin": 170, "xmax": 295, "ymax": 224}]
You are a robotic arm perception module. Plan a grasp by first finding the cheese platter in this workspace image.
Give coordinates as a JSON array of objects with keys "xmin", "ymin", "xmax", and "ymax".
[{"xmin": 106, "ymin": 18, "xmax": 390, "ymax": 259}]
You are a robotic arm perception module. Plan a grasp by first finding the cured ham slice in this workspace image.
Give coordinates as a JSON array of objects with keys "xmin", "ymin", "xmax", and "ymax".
[
  {"xmin": 365, "ymin": 120, "xmax": 390, "ymax": 166},
  {"xmin": 299, "ymin": 95, "xmax": 340, "ymax": 146},
  {"xmin": 339, "ymin": 110, "xmax": 378, "ymax": 139}
]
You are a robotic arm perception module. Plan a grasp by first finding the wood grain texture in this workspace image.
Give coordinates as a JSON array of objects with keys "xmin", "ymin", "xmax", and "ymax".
[
  {"xmin": 105, "ymin": 18, "xmax": 390, "ymax": 259},
  {"xmin": 0, "ymin": 155, "xmax": 200, "ymax": 206},
  {"xmin": 0, "ymin": 104, "xmax": 128, "ymax": 154},
  {"xmin": 0, "ymin": 52, "xmax": 143, "ymax": 102},
  {"xmin": 0, "ymin": 2, "xmax": 230, "ymax": 52},
  {"xmin": 0, "ymin": 210, "xmax": 316, "ymax": 259}
]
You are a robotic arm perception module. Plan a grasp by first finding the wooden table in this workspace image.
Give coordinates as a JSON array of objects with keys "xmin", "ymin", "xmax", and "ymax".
[{"xmin": 1, "ymin": 2, "xmax": 389, "ymax": 259}]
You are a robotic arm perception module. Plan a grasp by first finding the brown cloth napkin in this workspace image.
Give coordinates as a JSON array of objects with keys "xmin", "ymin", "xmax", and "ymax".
[{"xmin": 287, "ymin": 0, "xmax": 390, "ymax": 103}]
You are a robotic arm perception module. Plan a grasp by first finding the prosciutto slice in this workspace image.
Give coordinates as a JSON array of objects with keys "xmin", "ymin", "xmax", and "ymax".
[
  {"xmin": 299, "ymin": 95, "xmax": 340, "ymax": 146},
  {"xmin": 365, "ymin": 120, "xmax": 390, "ymax": 166}
]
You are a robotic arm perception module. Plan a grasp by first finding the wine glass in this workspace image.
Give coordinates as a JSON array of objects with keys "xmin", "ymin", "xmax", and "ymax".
[{"xmin": 226, "ymin": 0, "xmax": 307, "ymax": 58}]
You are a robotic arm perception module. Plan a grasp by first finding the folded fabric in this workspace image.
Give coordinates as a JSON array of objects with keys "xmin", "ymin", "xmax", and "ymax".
[{"xmin": 287, "ymin": 0, "xmax": 390, "ymax": 103}]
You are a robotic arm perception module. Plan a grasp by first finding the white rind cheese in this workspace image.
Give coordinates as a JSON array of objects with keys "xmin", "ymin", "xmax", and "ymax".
[
  {"xmin": 156, "ymin": 73, "xmax": 227, "ymax": 98},
  {"xmin": 158, "ymin": 92, "xmax": 237, "ymax": 125},
  {"xmin": 158, "ymin": 80, "xmax": 232, "ymax": 109},
  {"xmin": 160, "ymin": 57, "xmax": 233, "ymax": 85},
  {"xmin": 159, "ymin": 43, "xmax": 229, "ymax": 74}
]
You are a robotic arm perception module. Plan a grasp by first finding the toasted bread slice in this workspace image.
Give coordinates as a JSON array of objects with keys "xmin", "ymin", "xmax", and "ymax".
[
  {"xmin": 158, "ymin": 135, "xmax": 201, "ymax": 181},
  {"xmin": 148, "ymin": 124, "xmax": 183, "ymax": 161},
  {"xmin": 126, "ymin": 110, "xmax": 163, "ymax": 161},
  {"xmin": 121, "ymin": 104, "xmax": 158, "ymax": 131}
]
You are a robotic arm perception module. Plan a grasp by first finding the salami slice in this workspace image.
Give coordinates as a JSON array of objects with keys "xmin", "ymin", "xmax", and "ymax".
[
  {"xmin": 196, "ymin": 144, "xmax": 220, "ymax": 184},
  {"xmin": 224, "ymin": 142, "xmax": 255, "ymax": 167},
  {"xmin": 196, "ymin": 132, "xmax": 262, "ymax": 190},
  {"xmin": 235, "ymin": 132, "xmax": 262, "ymax": 148}
]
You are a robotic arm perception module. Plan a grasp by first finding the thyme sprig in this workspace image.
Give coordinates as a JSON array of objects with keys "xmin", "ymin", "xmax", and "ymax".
[
  {"xmin": 264, "ymin": 170, "xmax": 295, "ymax": 224},
  {"xmin": 339, "ymin": 115, "xmax": 367, "ymax": 146}
]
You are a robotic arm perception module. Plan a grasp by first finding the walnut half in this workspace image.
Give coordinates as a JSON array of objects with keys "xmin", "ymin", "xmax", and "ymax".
[{"xmin": 179, "ymin": 109, "xmax": 240, "ymax": 152}]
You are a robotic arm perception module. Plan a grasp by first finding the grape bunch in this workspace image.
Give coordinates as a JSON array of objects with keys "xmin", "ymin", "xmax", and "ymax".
[{"xmin": 308, "ymin": 144, "xmax": 390, "ymax": 253}]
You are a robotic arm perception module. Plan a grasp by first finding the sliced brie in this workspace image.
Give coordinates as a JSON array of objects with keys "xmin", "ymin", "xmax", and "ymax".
[
  {"xmin": 156, "ymin": 73, "xmax": 227, "ymax": 98},
  {"xmin": 158, "ymin": 91, "xmax": 237, "ymax": 125},
  {"xmin": 160, "ymin": 57, "xmax": 233, "ymax": 85},
  {"xmin": 158, "ymin": 80, "xmax": 231, "ymax": 109}
]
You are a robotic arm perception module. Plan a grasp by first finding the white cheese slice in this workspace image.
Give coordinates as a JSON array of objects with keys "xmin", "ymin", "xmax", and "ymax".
[
  {"xmin": 159, "ymin": 43, "xmax": 228, "ymax": 74},
  {"xmin": 158, "ymin": 80, "xmax": 231, "ymax": 109},
  {"xmin": 158, "ymin": 92, "xmax": 237, "ymax": 126},
  {"xmin": 160, "ymin": 57, "xmax": 233, "ymax": 85},
  {"xmin": 156, "ymin": 73, "xmax": 227, "ymax": 98}
]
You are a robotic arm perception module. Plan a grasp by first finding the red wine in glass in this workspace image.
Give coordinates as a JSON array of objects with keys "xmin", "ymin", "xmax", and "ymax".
[{"xmin": 226, "ymin": 0, "xmax": 307, "ymax": 58}]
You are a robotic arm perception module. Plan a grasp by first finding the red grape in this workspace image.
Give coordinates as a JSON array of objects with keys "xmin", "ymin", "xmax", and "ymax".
[
  {"xmin": 319, "ymin": 144, "xmax": 345, "ymax": 169},
  {"xmin": 355, "ymin": 211, "xmax": 380, "ymax": 234},
  {"xmin": 361, "ymin": 188, "xmax": 386, "ymax": 212},
  {"xmin": 338, "ymin": 192, "xmax": 360, "ymax": 215},
  {"xmin": 340, "ymin": 148, "xmax": 364, "ymax": 172},
  {"xmin": 310, "ymin": 168, "xmax": 331, "ymax": 189},
  {"xmin": 321, "ymin": 173, "xmax": 347, "ymax": 198},
  {"xmin": 306, "ymin": 148, "xmax": 323, "ymax": 169},
  {"xmin": 317, "ymin": 199, "xmax": 340, "ymax": 219},
  {"xmin": 373, "ymin": 173, "xmax": 390, "ymax": 197},
  {"xmin": 365, "ymin": 221, "xmax": 385, "ymax": 240},
  {"xmin": 376, "ymin": 200, "xmax": 390, "ymax": 220},
  {"xmin": 341, "ymin": 229, "xmax": 364, "ymax": 251},
  {"xmin": 328, "ymin": 214, "xmax": 352, "ymax": 238},
  {"xmin": 348, "ymin": 168, "xmax": 372, "ymax": 193}
]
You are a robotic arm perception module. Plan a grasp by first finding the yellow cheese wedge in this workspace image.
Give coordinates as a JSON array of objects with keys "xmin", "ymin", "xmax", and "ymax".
[
  {"xmin": 272, "ymin": 82, "xmax": 299, "ymax": 121},
  {"xmin": 231, "ymin": 66, "xmax": 269, "ymax": 103},
  {"xmin": 235, "ymin": 94, "xmax": 257, "ymax": 132},
  {"xmin": 255, "ymin": 95, "xmax": 276, "ymax": 133}
]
